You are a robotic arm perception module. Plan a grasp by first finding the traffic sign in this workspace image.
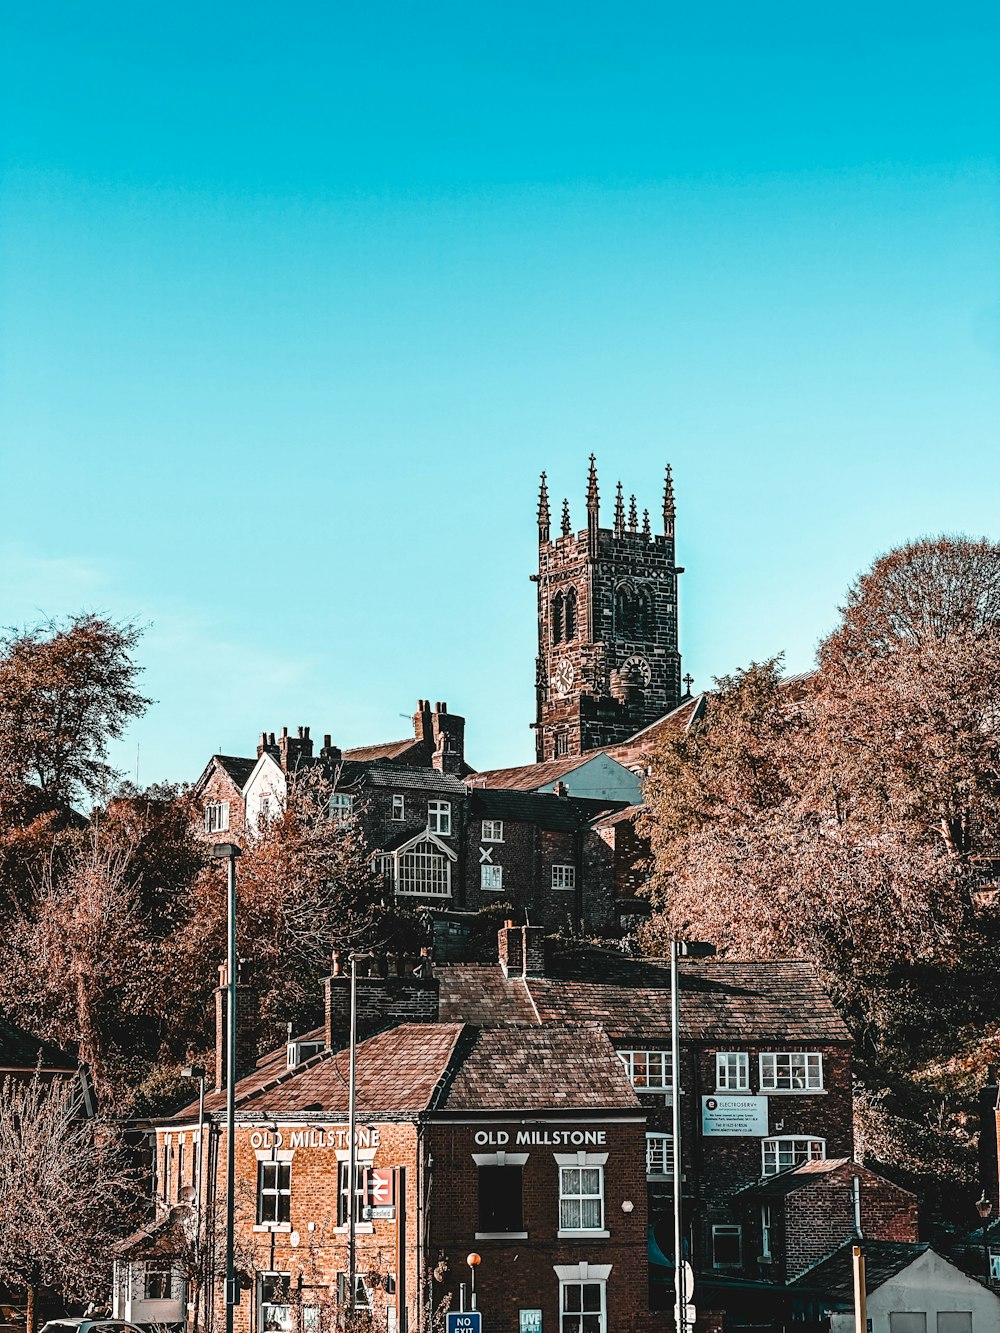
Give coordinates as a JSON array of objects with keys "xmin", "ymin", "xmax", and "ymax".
[
  {"xmin": 446, "ymin": 1315, "xmax": 481, "ymax": 1333},
  {"xmin": 368, "ymin": 1167, "xmax": 395, "ymax": 1206}
]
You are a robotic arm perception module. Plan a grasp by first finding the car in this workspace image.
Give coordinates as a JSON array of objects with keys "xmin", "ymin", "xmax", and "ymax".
[{"xmin": 39, "ymin": 1322, "xmax": 145, "ymax": 1333}]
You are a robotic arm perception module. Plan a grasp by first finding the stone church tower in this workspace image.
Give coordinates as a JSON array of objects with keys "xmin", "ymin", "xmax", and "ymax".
[{"xmin": 533, "ymin": 457, "xmax": 683, "ymax": 761}]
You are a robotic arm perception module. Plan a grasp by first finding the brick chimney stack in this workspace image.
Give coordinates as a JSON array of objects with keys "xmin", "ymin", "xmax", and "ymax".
[
  {"xmin": 320, "ymin": 733, "xmax": 343, "ymax": 764},
  {"xmin": 498, "ymin": 922, "xmax": 546, "ymax": 979},
  {"xmin": 214, "ymin": 960, "xmax": 259, "ymax": 1092},
  {"xmin": 413, "ymin": 699, "xmax": 434, "ymax": 747},
  {"xmin": 324, "ymin": 950, "xmax": 439, "ymax": 1049},
  {"xmin": 257, "ymin": 730, "xmax": 280, "ymax": 761},
  {"xmin": 431, "ymin": 702, "xmax": 465, "ymax": 774},
  {"xmin": 277, "ymin": 725, "xmax": 314, "ymax": 772}
]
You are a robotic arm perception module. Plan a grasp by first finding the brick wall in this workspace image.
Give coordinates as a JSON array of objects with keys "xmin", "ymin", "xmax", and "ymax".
[
  {"xmin": 198, "ymin": 765, "xmax": 247, "ymax": 844},
  {"xmin": 426, "ymin": 1116, "xmax": 655, "ymax": 1333},
  {"xmin": 324, "ymin": 974, "xmax": 441, "ymax": 1048},
  {"xmin": 780, "ymin": 1164, "xmax": 918, "ymax": 1280}
]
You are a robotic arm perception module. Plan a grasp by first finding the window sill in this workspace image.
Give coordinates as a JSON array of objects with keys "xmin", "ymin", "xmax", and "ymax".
[
  {"xmin": 253, "ymin": 1223, "xmax": 292, "ymax": 1233},
  {"xmin": 475, "ymin": 1232, "xmax": 528, "ymax": 1240},
  {"xmin": 334, "ymin": 1223, "xmax": 374, "ymax": 1235},
  {"xmin": 760, "ymin": 1088, "xmax": 827, "ymax": 1096},
  {"xmin": 394, "ymin": 891, "xmax": 452, "ymax": 899},
  {"xmin": 558, "ymin": 1230, "xmax": 610, "ymax": 1240}
]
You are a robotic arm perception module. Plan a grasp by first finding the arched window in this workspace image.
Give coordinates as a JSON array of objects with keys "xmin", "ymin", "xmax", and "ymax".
[
  {"xmin": 552, "ymin": 592, "xmax": 565, "ymax": 645},
  {"xmin": 615, "ymin": 583, "xmax": 650, "ymax": 639},
  {"xmin": 634, "ymin": 588, "xmax": 651, "ymax": 639},
  {"xmin": 564, "ymin": 587, "xmax": 577, "ymax": 640}
]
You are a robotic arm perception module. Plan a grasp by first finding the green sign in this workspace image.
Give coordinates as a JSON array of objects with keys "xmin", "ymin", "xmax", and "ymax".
[{"xmin": 520, "ymin": 1311, "xmax": 542, "ymax": 1333}]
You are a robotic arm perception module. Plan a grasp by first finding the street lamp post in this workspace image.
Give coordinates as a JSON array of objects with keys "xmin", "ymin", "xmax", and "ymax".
[
  {"xmin": 466, "ymin": 1254, "xmax": 481, "ymax": 1311},
  {"xmin": 210, "ymin": 842, "xmax": 241, "ymax": 1333},
  {"xmin": 181, "ymin": 1063, "xmax": 207, "ymax": 1333},
  {"xmin": 670, "ymin": 939, "xmax": 716, "ymax": 1333},
  {"xmin": 976, "ymin": 1191, "xmax": 994, "ymax": 1280}
]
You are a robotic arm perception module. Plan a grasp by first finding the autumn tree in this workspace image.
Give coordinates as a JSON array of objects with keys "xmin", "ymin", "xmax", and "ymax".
[
  {"xmin": 0, "ymin": 614, "xmax": 150, "ymax": 808},
  {"xmin": 170, "ymin": 765, "xmax": 393, "ymax": 1050},
  {"xmin": 0, "ymin": 1071, "xmax": 141, "ymax": 1332},
  {"xmin": 640, "ymin": 537, "xmax": 1000, "ymax": 1049}
]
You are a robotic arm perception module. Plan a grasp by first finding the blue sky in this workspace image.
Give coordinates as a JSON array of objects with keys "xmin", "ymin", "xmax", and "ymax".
[{"xmin": 2, "ymin": 2, "xmax": 998, "ymax": 783}]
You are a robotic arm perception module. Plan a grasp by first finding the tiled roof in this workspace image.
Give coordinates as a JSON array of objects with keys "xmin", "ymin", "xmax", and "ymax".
[
  {"xmin": 589, "ymin": 803, "xmax": 645, "ymax": 829},
  {"xmin": 437, "ymin": 965, "xmax": 540, "ymax": 1026},
  {"xmin": 0, "ymin": 1014, "xmax": 77, "ymax": 1071},
  {"xmin": 467, "ymin": 755, "xmax": 603, "ymax": 791},
  {"xmin": 177, "ymin": 1024, "xmax": 464, "ymax": 1122},
  {"xmin": 437, "ymin": 952, "xmax": 850, "ymax": 1044},
  {"xmin": 470, "ymin": 788, "xmax": 625, "ymax": 831},
  {"xmin": 440, "ymin": 1027, "xmax": 640, "ymax": 1111},
  {"xmin": 343, "ymin": 739, "xmax": 423, "ymax": 763},
  {"xmin": 737, "ymin": 1159, "xmax": 857, "ymax": 1199},
  {"xmin": 790, "ymin": 1241, "xmax": 931, "ymax": 1298}
]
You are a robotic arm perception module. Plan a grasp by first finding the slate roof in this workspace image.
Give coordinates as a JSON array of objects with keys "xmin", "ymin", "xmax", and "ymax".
[
  {"xmin": 437, "ymin": 952, "xmax": 850, "ymax": 1044},
  {"xmin": 790, "ymin": 1241, "xmax": 931, "ymax": 1298},
  {"xmin": 360, "ymin": 764, "xmax": 468, "ymax": 795},
  {"xmin": 470, "ymin": 788, "xmax": 625, "ymax": 831},
  {"xmin": 440, "ymin": 1027, "xmax": 640, "ymax": 1111},
  {"xmin": 589, "ymin": 803, "xmax": 644, "ymax": 829},
  {"xmin": 0, "ymin": 1014, "xmax": 77, "ymax": 1071},
  {"xmin": 192, "ymin": 753, "xmax": 256, "ymax": 796}
]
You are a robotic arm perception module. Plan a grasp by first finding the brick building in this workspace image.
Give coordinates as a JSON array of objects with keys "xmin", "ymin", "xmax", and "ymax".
[{"xmin": 533, "ymin": 459, "xmax": 683, "ymax": 762}]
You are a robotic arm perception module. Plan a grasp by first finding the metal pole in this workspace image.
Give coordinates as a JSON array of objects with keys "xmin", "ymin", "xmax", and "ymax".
[
  {"xmin": 670, "ymin": 940, "xmax": 685, "ymax": 1333},
  {"xmin": 852, "ymin": 1245, "xmax": 866, "ymax": 1333},
  {"xmin": 225, "ymin": 851, "xmax": 237, "ymax": 1333},
  {"xmin": 347, "ymin": 955, "xmax": 359, "ymax": 1319}
]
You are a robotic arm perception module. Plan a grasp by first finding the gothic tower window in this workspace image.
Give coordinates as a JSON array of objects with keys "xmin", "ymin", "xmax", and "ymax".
[
  {"xmin": 552, "ymin": 592, "xmax": 565, "ymax": 645},
  {"xmin": 615, "ymin": 584, "xmax": 651, "ymax": 640},
  {"xmin": 564, "ymin": 587, "xmax": 577, "ymax": 640}
]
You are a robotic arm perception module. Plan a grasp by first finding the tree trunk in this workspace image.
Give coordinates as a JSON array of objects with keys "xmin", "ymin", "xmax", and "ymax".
[{"xmin": 26, "ymin": 1284, "xmax": 37, "ymax": 1333}]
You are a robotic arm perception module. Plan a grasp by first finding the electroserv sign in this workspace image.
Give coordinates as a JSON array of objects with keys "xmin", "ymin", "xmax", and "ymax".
[{"xmin": 701, "ymin": 1095, "xmax": 769, "ymax": 1137}]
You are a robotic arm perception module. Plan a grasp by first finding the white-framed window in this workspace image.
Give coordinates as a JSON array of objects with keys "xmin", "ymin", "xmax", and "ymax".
[
  {"xmin": 645, "ymin": 1132, "xmax": 671, "ymax": 1178},
  {"xmin": 329, "ymin": 793, "xmax": 354, "ymax": 823},
  {"xmin": 259, "ymin": 794, "xmax": 272, "ymax": 823},
  {"xmin": 559, "ymin": 1166, "xmax": 604, "ymax": 1231},
  {"xmin": 257, "ymin": 1161, "xmax": 291, "ymax": 1225},
  {"xmin": 391, "ymin": 794, "xmax": 405, "ymax": 821},
  {"xmin": 481, "ymin": 864, "xmax": 503, "ymax": 891},
  {"xmin": 560, "ymin": 1280, "xmax": 606, "ymax": 1333},
  {"xmin": 990, "ymin": 1246, "xmax": 1000, "ymax": 1280},
  {"xmin": 617, "ymin": 1049, "xmax": 672, "ymax": 1091},
  {"xmin": 205, "ymin": 801, "xmax": 229, "ymax": 833},
  {"xmin": 428, "ymin": 800, "xmax": 451, "ymax": 835},
  {"xmin": 762, "ymin": 1136, "xmax": 826, "ymax": 1177},
  {"xmin": 759, "ymin": 1052, "xmax": 823, "ymax": 1092},
  {"xmin": 337, "ymin": 1273, "xmax": 372, "ymax": 1311},
  {"xmin": 396, "ymin": 838, "xmax": 452, "ymax": 897},
  {"xmin": 482, "ymin": 819, "xmax": 504, "ymax": 842},
  {"xmin": 337, "ymin": 1161, "xmax": 367, "ymax": 1226},
  {"xmin": 712, "ymin": 1224, "xmax": 742, "ymax": 1269},
  {"xmin": 716, "ymin": 1052, "xmax": 749, "ymax": 1091},
  {"xmin": 143, "ymin": 1260, "xmax": 181, "ymax": 1301},
  {"xmin": 552, "ymin": 864, "xmax": 576, "ymax": 890},
  {"xmin": 760, "ymin": 1203, "xmax": 773, "ymax": 1260},
  {"xmin": 286, "ymin": 1039, "xmax": 324, "ymax": 1070},
  {"xmin": 259, "ymin": 1273, "xmax": 292, "ymax": 1333}
]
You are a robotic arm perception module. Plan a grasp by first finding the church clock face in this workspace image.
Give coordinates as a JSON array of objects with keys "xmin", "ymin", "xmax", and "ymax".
[
  {"xmin": 620, "ymin": 653, "xmax": 652, "ymax": 686},
  {"xmin": 552, "ymin": 658, "xmax": 575, "ymax": 697}
]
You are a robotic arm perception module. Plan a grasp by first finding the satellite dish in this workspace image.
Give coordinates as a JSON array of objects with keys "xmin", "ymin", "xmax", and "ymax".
[{"xmin": 179, "ymin": 1184, "xmax": 197, "ymax": 1203}]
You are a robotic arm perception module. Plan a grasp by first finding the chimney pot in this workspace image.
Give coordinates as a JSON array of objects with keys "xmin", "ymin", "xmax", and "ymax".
[{"xmin": 324, "ymin": 734, "xmax": 332, "ymax": 748}]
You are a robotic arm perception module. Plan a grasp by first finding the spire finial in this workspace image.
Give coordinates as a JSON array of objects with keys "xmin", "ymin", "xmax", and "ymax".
[
  {"xmin": 537, "ymin": 472, "xmax": 551, "ymax": 543},
  {"xmin": 586, "ymin": 455, "xmax": 600, "ymax": 558},
  {"xmin": 561, "ymin": 497, "xmax": 571, "ymax": 537},
  {"xmin": 614, "ymin": 481, "xmax": 625, "ymax": 537},
  {"xmin": 586, "ymin": 454, "xmax": 600, "ymax": 512},
  {"xmin": 628, "ymin": 494, "xmax": 638, "ymax": 532},
  {"xmin": 642, "ymin": 508, "xmax": 651, "ymax": 540},
  {"xmin": 663, "ymin": 463, "xmax": 675, "ymax": 537}
]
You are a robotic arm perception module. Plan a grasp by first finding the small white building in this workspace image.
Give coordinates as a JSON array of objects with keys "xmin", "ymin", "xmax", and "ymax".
[
  {"xmin": 799, "ymin": 1242, "xmax": 1000, "ymax": 1333},
  {"xmin": 113, "ymin": 1214, "xmax": 189, "ymax": 1331}
]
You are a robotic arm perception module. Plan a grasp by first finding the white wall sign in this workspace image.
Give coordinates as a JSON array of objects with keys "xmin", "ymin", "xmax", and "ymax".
[{"xmin": 701, "ymin": 1095, "xmax": 768, "ymax": 1137}]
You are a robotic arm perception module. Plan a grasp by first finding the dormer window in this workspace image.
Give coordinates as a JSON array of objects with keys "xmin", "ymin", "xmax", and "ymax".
[{"xmin": 287, "ymin": 1039, "xmax": 324, "ymax": 1070}]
